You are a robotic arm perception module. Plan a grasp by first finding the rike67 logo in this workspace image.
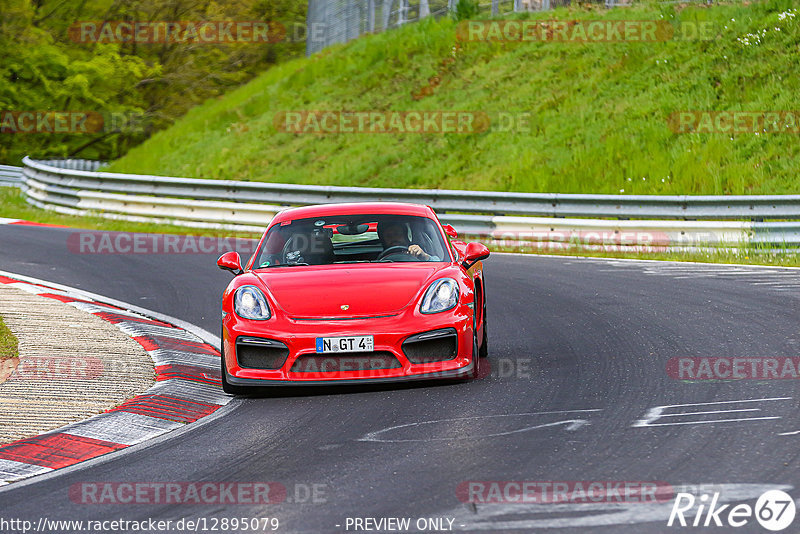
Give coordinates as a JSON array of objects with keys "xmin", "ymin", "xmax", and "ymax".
[{"xmin": 668, "ymin": 489, "xmax": 796, "ymax": 531}]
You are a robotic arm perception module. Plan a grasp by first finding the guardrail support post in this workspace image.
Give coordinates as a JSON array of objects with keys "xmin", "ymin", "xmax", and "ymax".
[
  {"xmin": 420, "ymin": 0, "xmax": 430, "ymax": 18},
  {"xmin": 383, "ymin": 0, "xmax": 393, "ymax": 28}
]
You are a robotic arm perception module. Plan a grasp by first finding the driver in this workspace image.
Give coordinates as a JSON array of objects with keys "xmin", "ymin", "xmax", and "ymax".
[{"xmin": 377, "ymin": 221, "xmax": 434, "ymax": 260}]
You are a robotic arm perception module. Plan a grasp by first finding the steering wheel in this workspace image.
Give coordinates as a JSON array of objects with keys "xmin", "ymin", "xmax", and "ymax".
[
  {"xmin": 280, "ymin": 235, "xmax": 305, "ymax": 264},
  {"xmin": 419, "ymin": 232, "xmax": 435, "ymax": 255},
  {"xmin": 376, "ymin": 245, "xmax": 410, "ymax": 261}
]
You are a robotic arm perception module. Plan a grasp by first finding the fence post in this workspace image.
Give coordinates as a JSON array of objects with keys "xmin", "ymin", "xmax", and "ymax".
[
  {"xmin": 322, "ymin": 0, "xmax": 332, "ymax": 47},
  {"xmin": 420, "ymin": 0, "xmax": 430, "ymax": 18},
  {"xmin": 347, "ymin": 0, "xmax": 360, "ymax": 39},
  {"xmin": 306, "ymin": 0, "xmax": 315, "ymax": 55},
  {"xmin": 367, "ymin": 0, "xmax": 376, "ymax": 31},
  {"xmin": 345, "ymin": 0, "xmax": 352, "ymax": 40},
  {"xmin": 492, "ymin": 0, "xmax": 498, "ymax": 15},
  {"xmin": 383, "ymin": 0, "xmax": 393, "ymax": 28}
]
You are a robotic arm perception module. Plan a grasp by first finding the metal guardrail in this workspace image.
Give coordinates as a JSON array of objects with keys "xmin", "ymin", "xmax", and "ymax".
[
  {"xmin": 31, "ymin": 159, "xmax": 106, "ymax": 172},
  {"xmin": 0, "ymin": 165, "xmax": 23, "ymax": 188},
  {"xmin": 21, "ymin": 157, "xmax": 800, "ymax": 220},
  {"xmin": 19, "ymin": 157, "xmax": 800, "ymax": 250},
  {"xmin": 24, "ymin": 159, "xmax": 546, "ymax": 216}
]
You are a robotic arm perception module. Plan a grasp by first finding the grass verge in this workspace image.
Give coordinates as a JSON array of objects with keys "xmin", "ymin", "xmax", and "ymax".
[
  {"xmin": 0, "ymin": 315, "xmax": 18, "ymax": 360},
  {"xmin": 486, "ymin": 243, "xmax": 800, "ymax": 267}
]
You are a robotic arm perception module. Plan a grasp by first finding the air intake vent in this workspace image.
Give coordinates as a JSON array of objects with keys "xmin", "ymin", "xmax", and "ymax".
[
  {"xmin": 236, "ymin": 337, "xmax": 289, "ymax": 370},
  {"xmin": 402, "ymin": 328, "xmax": 458, "ymax": 364}
]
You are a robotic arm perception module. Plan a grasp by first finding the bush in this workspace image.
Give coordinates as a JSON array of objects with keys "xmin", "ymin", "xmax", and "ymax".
[{"xmin": 453, "ymin": 0, "xmax": 480, "ymax": 20}]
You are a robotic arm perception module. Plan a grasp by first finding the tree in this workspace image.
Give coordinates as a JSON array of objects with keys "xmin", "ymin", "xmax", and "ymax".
[{"xmin": 0, "ymin": 0, "xmax": 307, "ymax": 163}]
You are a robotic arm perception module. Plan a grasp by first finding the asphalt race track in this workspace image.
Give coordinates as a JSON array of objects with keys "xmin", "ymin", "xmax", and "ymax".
[{"xmin": 1, "ymin": 223, "xmax": 800, "ymax": 533}]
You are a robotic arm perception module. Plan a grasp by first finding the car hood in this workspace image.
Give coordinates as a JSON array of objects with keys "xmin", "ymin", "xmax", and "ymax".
[{"xmin": 253, "ymin": 263, "xmax": 443, "ymax": 319}]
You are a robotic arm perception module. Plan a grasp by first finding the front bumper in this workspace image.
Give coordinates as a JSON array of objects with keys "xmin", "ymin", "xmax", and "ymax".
[
  {"xmin": 222, "ymin": 307, "xmax": 474, "ymax": 384},
  {"xmin": 224, "ymin": 359, "xmax": 475, "ymax": 386}
]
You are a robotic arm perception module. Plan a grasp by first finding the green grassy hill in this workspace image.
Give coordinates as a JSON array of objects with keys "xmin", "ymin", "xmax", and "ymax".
[{"xmin": 108, "ymin": 0, "xmax": 800, "ymax": 195}]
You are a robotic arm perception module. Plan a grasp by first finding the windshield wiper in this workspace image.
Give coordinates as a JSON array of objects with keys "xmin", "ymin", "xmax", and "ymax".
[{"xmin": 258, "ymin": 262, "xmax": 309, "ymax": 268}]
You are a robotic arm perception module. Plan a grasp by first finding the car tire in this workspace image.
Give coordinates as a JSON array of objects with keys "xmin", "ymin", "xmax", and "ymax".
[
  {"xmin": 479, "ymin": 287, "xmax": 488, "ymax": 358},
  {"xmin": 468, "ymin": 313, "xmax": 480, "ymax": 380}
]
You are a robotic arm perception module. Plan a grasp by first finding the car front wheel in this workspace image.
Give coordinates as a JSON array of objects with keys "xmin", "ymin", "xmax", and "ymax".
[{"xmin": 220, "ymin": 333, "xmax": 247, "ymax": 395}]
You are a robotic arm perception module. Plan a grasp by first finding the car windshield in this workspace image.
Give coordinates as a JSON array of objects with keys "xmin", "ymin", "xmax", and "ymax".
[{"xmin": 252, "ymin": 214, "xmax": 450, "ymax": 268}]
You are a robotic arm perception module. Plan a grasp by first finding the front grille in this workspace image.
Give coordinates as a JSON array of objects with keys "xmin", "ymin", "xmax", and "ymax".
[
  {"xmin": 236, "ymin": 337, "xmax": 289, "ymax": 370},
  {"xmin": 290, "ymin": 351, "xmax": 401, "ymax": 372},
  {"xmin": 402, "ymin": 328, "xmax": 458, "ymax": 364}
]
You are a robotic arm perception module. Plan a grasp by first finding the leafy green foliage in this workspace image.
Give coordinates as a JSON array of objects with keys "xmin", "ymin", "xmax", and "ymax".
[
  {"xmin": 453, "ymin": 0, "xmax": 480, "ymax": 21},
  {"xmin": 0, "ymin": 0, "xmax": 306, "ymax": 164}
]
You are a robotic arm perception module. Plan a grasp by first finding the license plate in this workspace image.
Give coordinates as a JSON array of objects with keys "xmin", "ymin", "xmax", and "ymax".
[{"xmin": 315, "ymin": 335, "xmax": 374, "ymax": 354}]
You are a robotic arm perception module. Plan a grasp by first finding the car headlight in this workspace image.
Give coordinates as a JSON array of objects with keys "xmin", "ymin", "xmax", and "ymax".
[
  {"xmin": 234, "ymin": 285, "xmax": 271, "ymax": 320},
  {"xmin": 420, "ymin": 278, "xmax": 459, "ymax": 314}
]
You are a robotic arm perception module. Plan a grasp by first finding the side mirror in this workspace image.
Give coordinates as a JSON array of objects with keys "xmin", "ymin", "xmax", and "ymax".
[
  {"xmin": 217, "ymin": 251, "xmax": 243, "ymax": 275},
  {"xmin": 462, "ymin": 242, "xmax": 490, "ymax": 270},
  {"xmin": 442, "ymin": 224, "xmax": 458, "ymax": 238}
]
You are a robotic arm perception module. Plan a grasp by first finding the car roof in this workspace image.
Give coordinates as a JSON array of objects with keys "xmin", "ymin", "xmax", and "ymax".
[{"xmin": 270, "ymin": 202, "xmax": 437, "ymax": 225}]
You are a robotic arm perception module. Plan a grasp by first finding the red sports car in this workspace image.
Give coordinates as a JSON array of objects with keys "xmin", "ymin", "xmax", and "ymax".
[{"xmin": 216, "ymin": 202, "xmax": 489, "ymax": 392}]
